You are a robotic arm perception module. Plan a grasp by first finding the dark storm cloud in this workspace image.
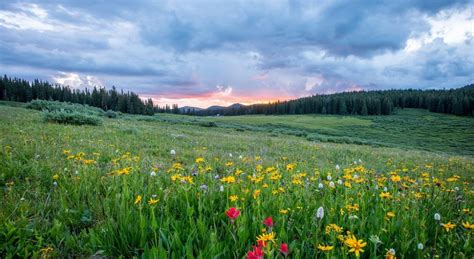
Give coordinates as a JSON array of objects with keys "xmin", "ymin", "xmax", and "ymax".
[{"xmin": 0, "ymin": 0, "xmax": 472, "ymax": 103}]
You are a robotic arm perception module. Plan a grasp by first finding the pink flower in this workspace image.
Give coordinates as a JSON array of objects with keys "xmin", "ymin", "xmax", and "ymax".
[
  {"xmin": 263, "ymin": 216, "xmax": 273, "ymax": 227},
  {"xmin": 280, "ymin": 243, "xmax": 289, "ymax": 256},
  {"xmin": 226, "ymin": 207, "xmax": 240, "ymax": 222},
  {"xmin": 247, "ymin": 245, "xmax": 264, "ymax": 259}
]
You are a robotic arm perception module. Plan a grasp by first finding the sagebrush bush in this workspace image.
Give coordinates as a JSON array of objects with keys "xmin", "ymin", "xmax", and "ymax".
[
  {"xmin": 26, "ymin": 99, "xmax": 104, "ymax": 115},
  {"xmin": 104, "ymin": 110, "xmax": 118, "ymax": 118},
  {"xmin": 42, "ymin": 111, "xmax": 102, "ymax": 126}
]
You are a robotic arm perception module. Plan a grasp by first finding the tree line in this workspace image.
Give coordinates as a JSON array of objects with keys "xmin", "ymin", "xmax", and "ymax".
[
  {"xmin": 189, "ymin": 85, "xmax": 474, "ymax": 117},
  {"xmin": 0, "ymin": 75, "xmax": 155, "ymax": 115}
]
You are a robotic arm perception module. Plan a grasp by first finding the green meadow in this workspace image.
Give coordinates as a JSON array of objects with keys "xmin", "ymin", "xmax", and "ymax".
[{"xmin": 1, "ymin": 103, "xmax": 473, "ymax": 258}]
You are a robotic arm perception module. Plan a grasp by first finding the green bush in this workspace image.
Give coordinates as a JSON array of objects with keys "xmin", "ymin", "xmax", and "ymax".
[
  {"xmin": 26, "ymin": 100, "xmax": 104, "ymax": 115},
  {"xmin": 42, "ymin": 111, "xmax": 102, "ymax": 126},
  {"xmin": 104, "ymin": 110, "xmax": 118, "ymax": 118}
]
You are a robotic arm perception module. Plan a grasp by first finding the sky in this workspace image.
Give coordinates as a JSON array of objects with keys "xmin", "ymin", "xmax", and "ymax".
[{"xmin": 0, "ymin": 0, "xmax": 473, "ymax": 108}]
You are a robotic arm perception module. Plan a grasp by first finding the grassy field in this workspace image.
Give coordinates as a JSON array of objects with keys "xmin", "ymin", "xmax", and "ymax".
[
  {"xmin": 154, "ymin": 109, "xmax": 474, "ymax": 156},
  {"xmin": 1, "ymin": 104, "xmax": 473, "ymax": 258}
]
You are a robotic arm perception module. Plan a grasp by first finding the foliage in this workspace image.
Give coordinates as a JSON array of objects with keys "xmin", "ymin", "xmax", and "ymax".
[
  {"xmin": 0, "ymin": 105, "xmax": 473, "ymax": 258},
  {"xmin": 26, "ymin": 99, "xmax": 104, "ymax": 115},
  {"xmin": 104, "ymin": 110, "xmax": 118, "ymax": 118},
  {"xmin": 0, "ymin": 75, "xmax": 154, "ymax": 115},
  {"xmin": 190, "ymin": 85, "xmax": 474, "ymax": 116},
  {"xmin": 42, "ymin": 111, "xmax": 102, "ymax": 126}
]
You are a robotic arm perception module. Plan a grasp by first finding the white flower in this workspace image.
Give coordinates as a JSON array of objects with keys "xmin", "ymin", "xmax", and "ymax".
[
  {"xmin": 335, "ymin": 164, "xmax": 340, "ymax": 170},
  {"xmin": 434, "ymin": 213, "xmax": 441, "ymax": 221},
  {"xmin": 53, "ymin": 181, "xmax": 58, "ymax": 186},
  {"xmin": 316, "ymin": 206, "xmax": 324, "ymax": 219},
  {"xmin": 150, "ymin": 171, "xmax": 156, "ymax": 177},
  {"xmin": 219, "ymin": 185, "xmax": 224, "ymax": 192},
  {"xmin": 75, "ymin": 170, "xmax": 79, "ymax": 175},
  {"xmin": 358, "ymin": 159, "xmax": 362, "ymax": 163},
  {"xmin": 388, "ymin": 248, "xmax": 396, "ymax": 255},
  {"xmin": 329, "ymin": 181, "xmax": 335, "ymax": 188},
  {"xmin": 170, "ymin": 149, "xmax": 176, "ymax": 155},
  {"xmin": 369, "ymin": 235, "xmax": 382, "ymax": 245},
  {"xmin": 383, "ymin": 187, "xmax": 388, "ymax": 192},
  {"xmin": 229, "ymin": 153, "xmax": 233, "ymax": 157},
  {"xmin": 326, "ymin": 175, "xmax": 332, "ymax": 181},
  {"xmin": 20, "ymin": 197, "xmax": 25, "ymax": 201},
  {"xmin": 454, "ymin": 186, "xmax": 459, "ymax": 191},
  {"xmin": 239, "ymin": 155, "xmax": 243, "ymax": 159},
  {"xmin": 152, "ymin": 194, "xmax": 157, "ymax": 198},
  {"xmin": 375, "ymin": 185, "xmax": 379, "ymax": 190},
  {"xmin": 354, "ymin": 160, "xmax": 357, "ymax": 164},
  {"xmin": 349, "ymin": 215, "xmax": 359, "ymax": 220},
  {"xmin": 337, "ymin": 179, "xmax": 343, "ymax": 185},
  {"xmin": 353, "ymin": 174, "xmax": 359, "ymax": 179},
  {"xmin": 199, "ymin": 185, "xmax": 208, "ymax": 191},
  {"xmin": 417, "ymin": 243, "xmax": 424, "ymax": 250},
  {"xmin": 318, "ymin": 183, "xmax": 324, "ymax": 189}
]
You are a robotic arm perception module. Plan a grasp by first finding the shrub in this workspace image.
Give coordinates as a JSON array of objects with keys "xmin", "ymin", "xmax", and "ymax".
[
  {"xmin": 42, "ymin": 111, "xmax": 102, "ymax": 126},
  {"xmin": 26, "ymin": 100, "xmax": 104, "ymax": 115},
  {"xmin": 104, "ymin": 110, "xmax": 118, "ymax": 118}
]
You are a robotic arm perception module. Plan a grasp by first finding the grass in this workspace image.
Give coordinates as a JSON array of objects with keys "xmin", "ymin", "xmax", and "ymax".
[
  {"xmin": 0, "ymin": 104, "xmax": 473, "ymax": 258},
  {"xmin": 154, "ymin": 109, "xmax": 474, "ymax": 156}
]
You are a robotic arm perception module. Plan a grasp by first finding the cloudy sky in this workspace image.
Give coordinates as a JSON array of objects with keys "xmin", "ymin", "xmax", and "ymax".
[{"xmin": 0, "ymin": 1, "xmax": 472, "ymax": 108}]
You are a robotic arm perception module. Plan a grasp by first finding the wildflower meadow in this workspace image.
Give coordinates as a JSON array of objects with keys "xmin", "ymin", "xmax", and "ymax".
[{"xmin": 1, "ymin": 104, "xmax": 473, "ymax": 258}]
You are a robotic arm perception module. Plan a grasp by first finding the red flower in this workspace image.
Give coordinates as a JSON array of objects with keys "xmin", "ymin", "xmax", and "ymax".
[
  {"xmin": 247, "ymin": 245, "xmax": 264, "ymax": 259},
  {"xmin": 263, "ymin": 216, "xmax": 273, "ymax": 227},
  {"xmin": 226, "ymin": 207, "xmax": 240, "ymax": 221},
  {"xmin": 280, "ymin": 243, "xmax": 289, "ymax": 256}
]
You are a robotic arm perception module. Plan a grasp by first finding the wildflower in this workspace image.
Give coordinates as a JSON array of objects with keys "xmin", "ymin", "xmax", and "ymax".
[
  {"xmin": 317, "ymin": 244, "xmax": 334, "ymax": 252},
  {"xmin": 417, "ymin": 243, "xmax": 424, "ymax": 250},
  {"xmin": 337, "ymin": 179, "xmax": 343, "ymax": 185},
  {"xmin": 225, "ymin": 162, "xmax": 234, "ymax": 167},
  {"xmin": 226, "ymin": 207, "xmax": 240, "ymax": 222},
  {"xmin": 150, "ymin": 171, "xmax": 156, "ymax": 177},
  {"xmin": 170, "ymin": 149, "xmax": 176, "ymax": 155},
  {"xmin": 391, "ymin": 175, "xmax": 401, "ymax": 182},
  {"xmin": 379, "ymin": 192, "xmax": 392, "ymax": 199},
  {"xmin": 280, "ymin": 209, "xmax": 289, "ymax": 215},
  {"xmin": 257, "ymin": 232, "xmax": 276, "ymax": 246},
  {"xmin": 329, "ymin": 181, "xmax": 335, "ymax": 188},
  {"xmin": 280, "ymin": 243, "xmax": 289, "ymax": 256},
  {"xmin": 434, "ymin": 213, "xmax": 441, "ymax": 221},
  {"xmin": 134, "ymin": 195, "xmax": 142, "ymax": 205},
  {"xmin": 199, "ymin": 184, "xmax": 208, "ymax": 191},
  {"xmin": 386, "ymin": 248, "xmax": 396, "ymax": 259},
  {"xmin": 220, "ymin": 185, "xmax": 225, "ymax": 192},
  {"xmin": 52, "ymin": 174, "xmax": 59, "ymax": 180},
  {"xmin": 40, "ymin": 247, "xmax": 54, "ymax": 257},
  {"xmin": 247, "ymin": 245, "xmax": 264, "ymax": 259},
  {"xmin": 316, "ymin": 206, "xmax": 324, "ymax": 220},
  {"xmin": 462, "ymin": 222, "xmax": 474, "ymax": 230},
  {"xmin": 195, "ymin": 157, "xmax": 205, "ymax": 163},
  {"xmin": 53, "ymin": 181, "xmax": 58, "ymax": 186},
  {"xmin": 336, "ymin": 164, "xmax": 340, "ymax": 170},
  {"xmin": 318, "ymin": 183, "xmax": 324, "ymax": 189},
  {"xmin": 386, "ymin": 211, "xmax": 395, "ymax": 218},
  {"xmin": 253, "ymin": 189, "xmax": 261, "ymax": 199},
  {"xmin": 263, "ymin": 217, "xmax": 274, "ymax": 227},
  {"xmin": 148, "ymin": 198, "xmax": 159, "ymax": 205},
  {"xmin": 369, "ymin": 235, "xmax": 382, "ymax": 245},
  {"xmin": 327, "ymin": 174, "xmax": 332, "ymax": 181},
  {"xmin": 345, "ymin": 235, "xmax": 367, "ymax": 257},
  {"xmin": 229, "ymin": 195, "xmax": 239, "ymax": 202},
  {"xmin": 286, "ymin": 163, "xmax": 296, "ymax": 171},
  {"xmin": 221, "ymin": 176, "xmax": 236, "ymax": 184},
  {"xmin": 441, "ymin": 222, "xmax": 456, "ymax": 232}
]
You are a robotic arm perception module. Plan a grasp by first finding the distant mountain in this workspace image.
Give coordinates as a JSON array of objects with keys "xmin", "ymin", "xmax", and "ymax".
[
  {"xmin": 228, "ymin": 103, "xmax": 246, "ymax": 109},
  {"xmin": 179, "ymin": 106, "xmax": 203, "ymax": 112},
  {"xmin": 206, "ymin": 105, "xmax": 226, "ymax": 110}
]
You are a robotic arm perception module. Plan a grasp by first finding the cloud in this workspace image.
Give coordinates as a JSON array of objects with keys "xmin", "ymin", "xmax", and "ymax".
[{"xmin": 0, "ymin": 0, "xmax": 472, "ymax": 107}]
